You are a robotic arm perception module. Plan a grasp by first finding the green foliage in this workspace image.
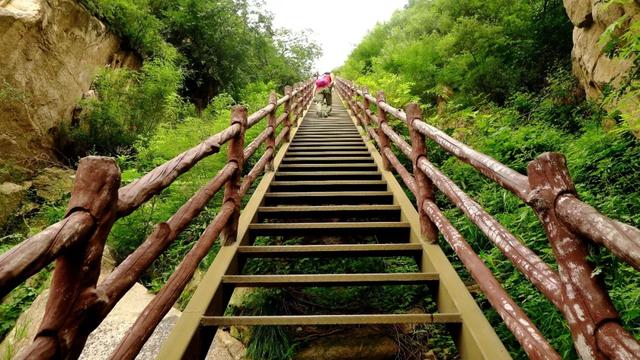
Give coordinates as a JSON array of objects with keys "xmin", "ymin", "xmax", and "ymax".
[
  {"xmin": 63, "ymin": 0, "xmax": 320, "ymax": 159},
  {"xmin": 598, "ymin": 0, "xmax": 640, "ymax": 135},
  {"xmin": 339, "ymin": 0, "xmax": 572, "ymax": 105},
  {"xmin": 0, "ymin": 269, "xmax": 50, "ymax": 343},
  {"xmin": 107, "ymin": 81, "xmax": 274, "ymax": 295},
  {"xmin": 78, "ymin": 0, "xmax": 175, "ymax": 59},
  {"xmin": 60, "ymin": 59, "xmax": 188, "ymax": 159},
  {"xmin": 339, "ymin": 0, "xmax": 640, "ymax": 357},
  {"xmin": 149, "ymin": 0, "xmax": 320, "ymax": 103}
]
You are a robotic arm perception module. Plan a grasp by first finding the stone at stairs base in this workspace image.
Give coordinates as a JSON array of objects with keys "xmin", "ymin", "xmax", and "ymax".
[{"xmin": 295, "ymin": 327, "xmax": 398, "ymax": 360}]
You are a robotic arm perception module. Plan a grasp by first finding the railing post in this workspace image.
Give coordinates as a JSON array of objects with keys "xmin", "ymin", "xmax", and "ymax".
[
  {"xmin": 283, "ymin": 85, "xmax": 292, "ymax": 143},
  {"xmin": 266, "ymin": 91, "xmax": 277, "ymax": 171},
  {"xmin": 221, "ymin": 106, "xmax": 247, "ymax": 245},
  {"xmin": 292, "ymin": 84, "xmax": 300, "ymax": 128},
  {"xmin": 306, "ymin": 81, "xmax": 313, "ymax": 112},
  {"xmin": 362, "ymin": 87, "xmax": 371, "ymax": 127},
  {"xmin": 18, "ymin": 156, "xmax": 121, "ymax": 359},
  {"xmin": 376, "ymin": 91, "xmax": 392, "ymax": 171},
  {"xmin": 526, "ymin": 152, "xmax": 639, "ymax": 359},
  {"xmin": 406, "ymin": 103, "xmax": 439, "ymax": 243},
  {"xmin": 352, "ymin": 86, "xmax": 360, "ymax": 126}
]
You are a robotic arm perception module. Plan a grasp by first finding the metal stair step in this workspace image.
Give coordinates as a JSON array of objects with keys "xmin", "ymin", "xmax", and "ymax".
[
  {"xmin": 278, "ymin": 163, "xmax": 378, "ymax": 172},
  {"xmin": 288, "ymin": 146, "xmax": 368, "ymax": 151},
  {"xmin": 291, "ymin": 142, "xmax": 364, "ymax": 146},
  {"xmin": 237, "ymin": 243, "xmax": 422, "ymax": 258},
  {"xmin": 264, "ymin": 191, "xmax": 393, "ymax": 205},
  {"xmin": 269, "ymin": 180, "xmax": 385, "ymax": 192},
  {"xmin": 257, "ymin": 204, "xmax": 401, "ymax": 222},
  {"xmin": 275, "ymin": 171, "xmax": 382, "ymax": 181},
  {"xmin": 248, "ymin": 221, "xmax": 410, "ymax": 236},
  {"xmin": 285, "ymin": 151, "xmax": 370, "ymax": 157},
  {"xmin": 281, "ymin": 157, "xmax": 374, "ymax": 164},
  {"xmin": 221, "ymin": 273, "xmax": 438, "ymax": 287},
  {"xmin": 201, "ymin": 313, "xmax": 462, "ymax": 326},
  {"xmin": 293, "ymin": 135, "xmax": 361, "ymax": 138},
  {"xmin": 293, "ymin": 134, "xmax": 361, "ymax": 137}
]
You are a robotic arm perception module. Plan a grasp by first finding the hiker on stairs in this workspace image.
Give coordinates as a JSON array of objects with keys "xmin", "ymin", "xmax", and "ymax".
[{"xmin": 314, "ymin": 72, "xmax": 334, "ymax": 117}]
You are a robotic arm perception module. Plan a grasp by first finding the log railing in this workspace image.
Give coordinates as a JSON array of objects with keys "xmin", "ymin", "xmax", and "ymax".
[
  {"xmin": 336, "ymin": 77, "xmax": 640, "ymax": 360},
  {"xmin": 0, "ymin": 79, "xmax": 314, "ymax": 360}
]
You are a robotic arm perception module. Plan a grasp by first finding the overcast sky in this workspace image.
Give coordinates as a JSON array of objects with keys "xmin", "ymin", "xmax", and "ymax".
[{"xmin": 263, "ymin": 0, "xmax": 407, "ymax": 72}]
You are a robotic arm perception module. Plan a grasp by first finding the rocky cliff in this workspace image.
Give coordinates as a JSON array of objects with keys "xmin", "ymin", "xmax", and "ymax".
[
  {"xmin": 563, "ymin": 0, "xmax": 640, "ymax": 99},
  {"xmin": 0, "ymin": 0, "xmax": 139, "ymax": 169}
]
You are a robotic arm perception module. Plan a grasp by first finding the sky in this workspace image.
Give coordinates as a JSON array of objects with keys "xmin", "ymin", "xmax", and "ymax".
[{"xmin": 262, "ymin": 0, "xmax": 407, "ymax": 72}]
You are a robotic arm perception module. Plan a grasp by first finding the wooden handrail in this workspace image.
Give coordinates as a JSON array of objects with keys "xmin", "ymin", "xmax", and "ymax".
[
  {"xmin": 336, "ymin": 77, "xmax": 640, "ymax": 359},
  {"xmin": 344, "ymin": 82, "xmax": 559, "ymax": 358},
  {"xmin": 117, "ymin": 124, "xmax": 241, "ymax": 217},
  {"xmin": 3, "ymin": 78, "xmax": 314, "ymax": 360}
]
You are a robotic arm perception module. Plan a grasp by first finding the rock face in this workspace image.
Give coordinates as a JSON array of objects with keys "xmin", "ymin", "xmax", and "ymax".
[
  {"xmin": 0, "ymin": 0, "xmax": 139, "ymax": 167},
  {"xmin": 563, "ymin": 0, "xmax": 640, "ymax": 99}
]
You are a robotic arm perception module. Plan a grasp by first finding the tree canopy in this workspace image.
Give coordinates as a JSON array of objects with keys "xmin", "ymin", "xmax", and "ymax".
[{"xmin": 339, "ymin": 0, "xmax": 572, "ymax": 105}]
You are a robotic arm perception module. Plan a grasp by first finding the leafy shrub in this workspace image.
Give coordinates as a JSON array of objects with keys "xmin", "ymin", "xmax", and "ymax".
[{"xmin": 59, "ymin": 59, "xmax": 187, "ymax": 159}]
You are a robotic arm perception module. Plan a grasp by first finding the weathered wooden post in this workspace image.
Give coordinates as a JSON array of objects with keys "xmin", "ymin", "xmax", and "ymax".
[
  {"xmin": 307, "ymin": 80, "xmax": 312, "ymax": 106},
  {"xmin": 283, "ymin": 85, "xmax": 293, "ymax": 143},
  {"xmin": 362, "ymin": 87, "xmax": 371, "ymax": 130},
  {"xmin": 307, "ymin": 81, "xmax": 313, "ymax": 111},
  {"xmin": 376, "ymin": 91, "xmax": 392, "ymax": 171},
  {"xmin": 527, "ymin": 152, "xmax": 639, "ymax": 359},
  {"xmin": 406, "ymin": 104, "xmax": 438, "ymax": 243},
  {"xmin": 18, "ymin": 156, "xmax": 121, "ymax": 359},
  {"xmin": 292, "ymin": 84, "xmax": 300, "ymax": 128},
  {"xmin": 221, "ymin": 106, "xmax": 247, "ymax": 245},
  {"xmin": 266, "ymin": 91, "xmax": 277, "ymax": 171},
  {"xmin": 351, "ymin": 85, "xmax": 361, "ymax": 127}
]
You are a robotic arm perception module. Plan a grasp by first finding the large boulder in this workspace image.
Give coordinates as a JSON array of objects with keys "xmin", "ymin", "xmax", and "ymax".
[
  {"xmin": 563, "ymin": 0, "xmax": 640, "ymax": 99},
  {"xmin": 0, "ymin": 0, "xmax": 140, "ymax": 167}
]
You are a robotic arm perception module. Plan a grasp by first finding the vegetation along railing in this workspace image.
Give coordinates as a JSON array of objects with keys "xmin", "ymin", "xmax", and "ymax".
[
  {"xmin": 0, "ymin": 79, "xmax": 315, "ymax": 359},
  {"xmin": 336, "ymin": 77, "xmax": 640, "ymax": 360}
]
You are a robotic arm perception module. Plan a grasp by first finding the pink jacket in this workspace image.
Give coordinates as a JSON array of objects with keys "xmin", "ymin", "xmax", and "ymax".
[{"xmin": 315, "ymin": 74, "xmax": 333, "ymax": 91}]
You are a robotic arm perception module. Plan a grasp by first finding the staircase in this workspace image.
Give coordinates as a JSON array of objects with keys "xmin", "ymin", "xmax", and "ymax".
[{"xmin": 160, "ymin": 95, "xmax": 510, "ymax": 359}]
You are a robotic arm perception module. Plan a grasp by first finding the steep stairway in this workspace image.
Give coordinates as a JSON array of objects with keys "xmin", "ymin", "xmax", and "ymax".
[
  {"xmin": 160, "ymin": 94, "xmax": 509, "ymax": 359},
  {"xmin": 205, "ymin": 105, "xmax": 450, "ymax": 328}
]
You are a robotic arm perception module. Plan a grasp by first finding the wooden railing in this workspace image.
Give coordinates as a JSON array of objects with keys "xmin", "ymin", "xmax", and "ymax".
[
  {"xmin": 0, "ymin": 80, "xmax": 314, "ymax": 360},
  {"xmin": 336, "ymin": 77, "xmax": 640, "ymax": 360}
]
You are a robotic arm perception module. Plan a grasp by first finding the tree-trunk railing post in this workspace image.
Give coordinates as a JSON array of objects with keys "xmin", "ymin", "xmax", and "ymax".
[
  {"xmin": 406, "ymin": 103, "xmax": 439, "ymax": 243},
  {"xmin": 18, "ymin": 156, "xmax": 121, "ymax": 359},
  {"xmin": 283, "ymin": 85, "xmax": 292, "ymax": 143},
  {"xmin": 361, "ymin": 87, "xmax": 371, "ymax": 137},
  {"xmin": 221, "ymin": 106, "xmax": 247, "ymax": 245},
  {"xmin": 526, "ymin": 152, "xmax": 638, "ymax": 359},
  {"xmin": 351, "ymin": 85, "xmax": 361, "ymax": 127},
  {"xmin": 376, "ymin": 91, "xmax": 392, "ymax": 171},
  {"xmin": 353, "ymin": 86, "xmax": 361, "ymax": 126},
  {"xmin": 307, "ymin": 81, "xmax": 313, "ymax": 111},
  {"xmin": 266, "ymin": 91, "xmax": 277, "ymax": 171},
  {"xmin": 293, "ymin": 84, "xmax": 300, "ymax": 128}
]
